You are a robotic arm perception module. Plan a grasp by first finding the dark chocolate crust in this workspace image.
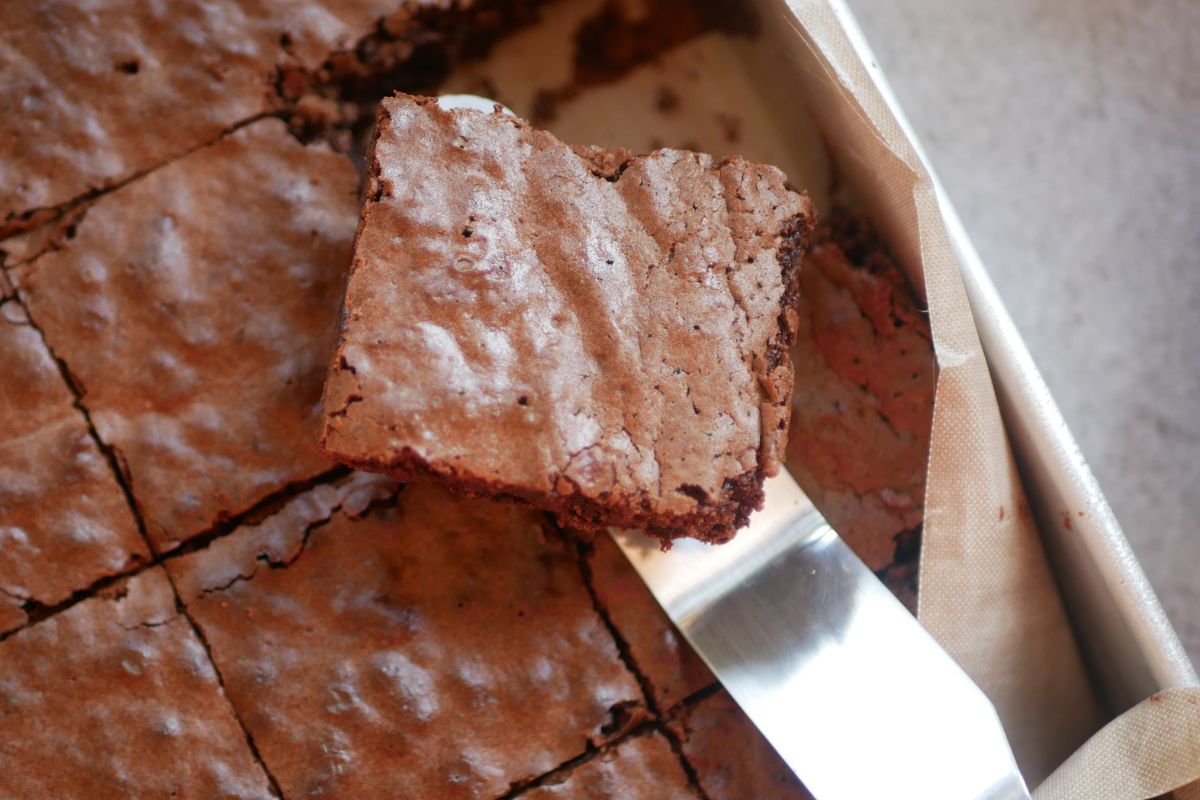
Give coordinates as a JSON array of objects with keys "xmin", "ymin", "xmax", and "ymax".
[
  {"xmin": 337, "ymin": 446, "xmax": 771, "ymax": 543},
  {"xmin": 321, "ymin": 94, "xmax": 813, "ymax": 543}
]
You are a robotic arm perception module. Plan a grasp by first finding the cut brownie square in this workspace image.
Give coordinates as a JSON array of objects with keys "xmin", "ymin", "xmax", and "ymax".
[
  {"xmin": 0, "ymin": 299, "xmax": 147, "ymax": 632},
  {"xmin": 678, "ymin": 690, "xmax": 814, "ymax": 800},
  {"xmin": 784, "ymin": 213, "xmax": 935, "ymax": 571},
  {"xmin": 0, "ymin": 568, "xmax": 274, "ymax": 799},
  {"xmin": 522, "ymin": 731, "xmax": 697, "ymax": 799},
  {"xmin": 166, "ymin": 476, "xmax": 644, "ymax": 799},
  {"xmin": 321, "ymin": 94, "xmax": 813, "ymax": 543},
  {"xmin": 11, "ymin": 119, "xmax": 359, "ymax": 551}
]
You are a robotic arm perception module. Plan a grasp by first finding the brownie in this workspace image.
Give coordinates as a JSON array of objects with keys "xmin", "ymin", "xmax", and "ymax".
[
  {"xmin": 0, "ymin": 299, "xmax": 147, "ymax": 633},
  {"xmin": 785, "ymin": 215, "xmax": 935, "ymax": 571},
  {"xmin": 678, "ymin": 689, "xmax": 814, "ymax": 800},
  {"xmin": 0, "ymin": 3, "xmax": 942, "ymax": 796},
  {"xmin": 0, "ymin": 568, "xmax": 274, "ymax": 799},
  {"xmin": 580, "ymin": 529, "xmax": 714, "ymax": 710},
  {"xmin": 521, "ymin": 731, "xmax": 697, "ymax": 800},
  {"xmin": 321, "ymin": 94, "xmax": 813, "ymax": 543},
  {"xmin": 0, "ymin": 0, "xmax": 548, "ymax": 235},
  {"xmin": 10, "ymin": 119, "xmax": 359, "ymax": 552},
  {"xmin": 166, "ymin": 477, "xmax": 644, "ymax": 799}
]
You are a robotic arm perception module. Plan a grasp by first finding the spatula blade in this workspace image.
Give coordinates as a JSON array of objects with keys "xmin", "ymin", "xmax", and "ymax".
[{"xmin": 613, "ymin": 470, "xmax": 1030, "ymax": 800}]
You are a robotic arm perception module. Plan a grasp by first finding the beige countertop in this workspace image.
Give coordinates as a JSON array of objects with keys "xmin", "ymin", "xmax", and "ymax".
[{"xmin": 845, "ymin": 0, "xmax": 1199, "ymax": 667}]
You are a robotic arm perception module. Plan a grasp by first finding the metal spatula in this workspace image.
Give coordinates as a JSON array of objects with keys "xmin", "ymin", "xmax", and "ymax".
[{"xmin": 613, "ymin": 469, "xmax": 1032, "ymax": 800}]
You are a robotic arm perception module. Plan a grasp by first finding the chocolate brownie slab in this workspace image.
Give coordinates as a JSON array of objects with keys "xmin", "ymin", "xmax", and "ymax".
[
  {"xmin": 166, "ymin": 476, "xmax": 643, "ymax": 799},
  {"xmin": 0, "ymin": 300, "xmax": 147, "ymax": 632},
  {"xmin": 0, "ymin": 568, "xmax": 274, "ymax": 799},
  {"xmin": 522, "ymin": 731, "xmax": 697, "ymax": 799},
  {"xmin": 785, "ymin": 214, "xmax": 935, "ymax": 571},
  {"xmin": 11, "ymin": 119, "xmax": 358, "ymax": 551},
  {"xmin": 322, "ymin": 94, "xmax": 812, "ymax": 543}
]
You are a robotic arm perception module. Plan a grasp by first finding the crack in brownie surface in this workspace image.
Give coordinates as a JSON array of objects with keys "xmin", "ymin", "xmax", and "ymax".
[
  {"xmin": 321, "ymin": 94, "xmax": 812, "ymax": 543},
  {"xmin": 11, "ymin": 120, "xmax": 360, "ymax": 552},
  {"xmin": 518, "ymin": 730, "xmax": 698, "ymax": 800},
  {"xmin": 0, "ymin": 300, "xmax": 148, "ymax": 632},
  {"xmin": 0, "ymin": 0, "xmax": 554, "ymax": 232},
  {"xmin": 167, "ymin": 477, "xmax": 643, "ymax": 800}
]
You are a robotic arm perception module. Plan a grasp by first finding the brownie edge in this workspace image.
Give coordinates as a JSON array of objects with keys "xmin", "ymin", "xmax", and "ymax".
[{"xmin": 321, "ymin": 94, "xmax": 813, "ymax": 544}]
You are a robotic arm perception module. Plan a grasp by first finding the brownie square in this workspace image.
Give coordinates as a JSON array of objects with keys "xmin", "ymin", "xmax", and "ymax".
[
  {"xmin": 0, "ymin": 299, "xmax": 147, "ymax": 632},
  {"xmin": 0, "ymin": 568, "xmax": 274, "ymax": 799},
  {"xmin": 166, "ymin": 476, "xmax": 643, "ymax": 799},
  {"xmin": 321, "ymin": 94, "xmax": 812, "ymax": 543},
  {"xmin": 11, "ymin": 120, "xmax": 359, "ymax": 551},
  {"xmin": 522, "ymin": 731, "xmax": 696, "ymax": 799}
]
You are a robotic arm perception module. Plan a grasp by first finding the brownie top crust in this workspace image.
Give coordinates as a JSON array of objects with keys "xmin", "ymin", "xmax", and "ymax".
[
  {"xmin": 166, "ymin": 476, "xmax": 643, "ymax": 799},
  {"xmin": 0, "ymin": 0, "xmax": 513, "ymax": 231},
  {"xmin": 11, "ymin": 120, "xmax": 358, "ymax": 551},
  {"xmin": 0, "ymin": 300, "xmax": 147, "ymax": 630},
  {"xmin": 322, "ymin": 94, "xmax": 812, "ymax": 542},
  {"xmin": 0, "ymin": 568, "xmax": 275, "ymax": 799}
]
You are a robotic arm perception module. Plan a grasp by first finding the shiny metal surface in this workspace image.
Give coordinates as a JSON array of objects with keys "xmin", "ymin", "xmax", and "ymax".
[{"xmin": 614, "ymin": 470, "xmax": 1032, "ymax": 800}]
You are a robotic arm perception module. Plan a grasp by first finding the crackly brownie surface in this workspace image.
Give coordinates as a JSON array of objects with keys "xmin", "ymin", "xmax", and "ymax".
[
  {"xmin": 0, "ymin": 300, "xmax": 147, "ymax": 632},
  {"xmin": 322, "ymin": 94, "xmax": 812, "ymax": 543},
  {"xmin": 11, "ymin": 120, "xmax": 358, "ymax": 551},
  {"xmin": 0, "ymin": 569, "xmax": 274, "ymax": 799},
  {"xmin": 166, "ymin": 477, "xmax": 644, "ymax": 799},
  {"xmin": 522, "ymin": 731, "xmax": 696, "ymax": 799},
  {"xmin": 0, "ymin": 0, "xmax": 547, "ymax": 232},
  {"xmin": 785, "ymin": 214, "xmax": 935, "ymax": 573}
]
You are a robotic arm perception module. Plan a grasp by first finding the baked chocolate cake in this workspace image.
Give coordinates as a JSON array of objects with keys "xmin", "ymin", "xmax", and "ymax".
[
  {"xmin": 786, "ymin": 213, "xmax": 935, "ymax": 608},
  {"xmin": 0, "ymin": 2, "xmax": 934, "ymax": 797},
  {"xmin": 320, "ymin": 94, "xmax": 812, "ymax": 543}
]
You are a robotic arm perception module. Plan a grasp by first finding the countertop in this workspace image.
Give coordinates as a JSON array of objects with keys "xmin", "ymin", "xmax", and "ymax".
[{"xmin": 845, "ymin": 0, "xmax": 1199, "ymax": 666}]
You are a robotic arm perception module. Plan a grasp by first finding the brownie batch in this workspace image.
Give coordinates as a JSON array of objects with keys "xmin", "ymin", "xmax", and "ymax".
[{"xmin": 0, "ymin": 1, "xmax": 935, "ymax": 798}]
